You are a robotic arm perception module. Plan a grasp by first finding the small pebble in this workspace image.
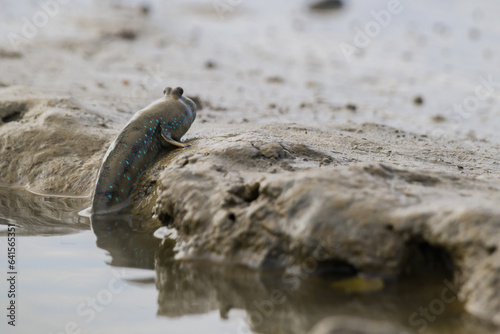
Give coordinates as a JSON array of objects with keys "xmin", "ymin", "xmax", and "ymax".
[
  {"xmin": 431, "ymin": 115, "xmax": 446, "ymax": 123},
  {"xmin": 140, "ymin": 4, "xmax": 150, "ymax": 15},
  {"xmin": 346, "ymin": 104, "xmax": 357, "ymax": 111},
  {"xmin": 309, "ymin": 0, "xmax": 343, "ymax": 11},
  {"xmin": 205, "ymin": 60, "xmax": 217, "ymax": 69},
  {"xmin": 266, "ymin": 76, "xmax": 284, "ymax": 84},
  {"xmin": 115, "ymin": 29, "xmax": 137, "ymax": 40},
  {"xmin": 413, "ymin": 96, "xmax": 424, "ymax": 105}
]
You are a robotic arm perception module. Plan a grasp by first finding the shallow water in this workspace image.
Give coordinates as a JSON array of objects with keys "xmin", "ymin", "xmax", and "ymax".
[{"xmin": 0, "ymin": 186, "xmax": 496, "ymax": 334}]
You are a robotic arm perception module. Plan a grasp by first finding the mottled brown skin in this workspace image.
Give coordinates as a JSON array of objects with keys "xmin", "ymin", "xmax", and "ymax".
[{"xmin": 91, "ymin": 87, "xmax": 197, "ymax": 215}]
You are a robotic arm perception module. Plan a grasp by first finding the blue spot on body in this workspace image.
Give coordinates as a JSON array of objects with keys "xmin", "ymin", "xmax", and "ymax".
[
  {"xmin": 110, "ymin": 186, "xmax": 113, "ymax": 189},
  {"xmin": 127, "ymin": 177, "xmax": 130, "ymax": 180},
  {"xmin": 126, "ymin": 161, "xmax": 129, "ymax": 164},
  {"xmin": 116, "ymin": 198, "xmax": 119, "ymax": 202},
  {"xmin": 108, "ymin": 195, "xmax": 112, "ymax": 198}
]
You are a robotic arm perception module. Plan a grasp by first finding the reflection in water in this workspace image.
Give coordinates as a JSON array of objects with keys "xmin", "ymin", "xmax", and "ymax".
[
  {"xmin": 153, "ymin": 254, "xmax": 466, "ymax": 334},
  {"xmin": 91, "ymin": 213, "xmax": 161, "ymax": 270},
  {"xmin": 91, "ymin": 211, "xmax": 495, "ymax": 334},
  {"xmin": 0, "ymin": 186, "xmax": 89, "ymax": 235}
]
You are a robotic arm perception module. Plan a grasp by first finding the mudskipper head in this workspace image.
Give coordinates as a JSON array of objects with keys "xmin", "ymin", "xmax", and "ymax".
[
  {"xmin": 163, "ymin": 86, "xmax": 197, "ymax": 114},
  {"xmin": 163, "ymin": 86, "xmax": 183, "ymax": 98},
  {"xmin": 163, "ymin": 87, "xmax": 172, "ymax": 96}
]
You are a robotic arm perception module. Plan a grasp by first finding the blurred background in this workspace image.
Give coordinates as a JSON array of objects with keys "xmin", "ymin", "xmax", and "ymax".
[{"xmin": 1, "ymin": 0, "xmax": 499, "ymax": 141}]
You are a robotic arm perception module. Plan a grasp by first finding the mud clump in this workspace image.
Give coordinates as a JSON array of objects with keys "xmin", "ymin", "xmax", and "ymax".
[
  {"xmin": 0, "ymin": 86, "xmax": 112, "ymax": 196},
  {"xmin": 153, "ymin": 123, "xmax": 500, "ymax": 327}
]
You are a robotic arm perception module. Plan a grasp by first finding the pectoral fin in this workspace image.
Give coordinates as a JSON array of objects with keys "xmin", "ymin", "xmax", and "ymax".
[{"xmin": 161, "ymin": 131, "xmax": 191, "ymax": 148}]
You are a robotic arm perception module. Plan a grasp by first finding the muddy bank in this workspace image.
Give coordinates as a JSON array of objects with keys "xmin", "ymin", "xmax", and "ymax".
[
  {"xmin": 151, "ymin": 122, "xmax": 500, "ymax": 327},
  {"xmin": 0, "ymin": 86, "xmax": 110, "ymax": 195},
  {"xmin": 1, "ymin": 87, "xmax": 500, "ymax": 327}
]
